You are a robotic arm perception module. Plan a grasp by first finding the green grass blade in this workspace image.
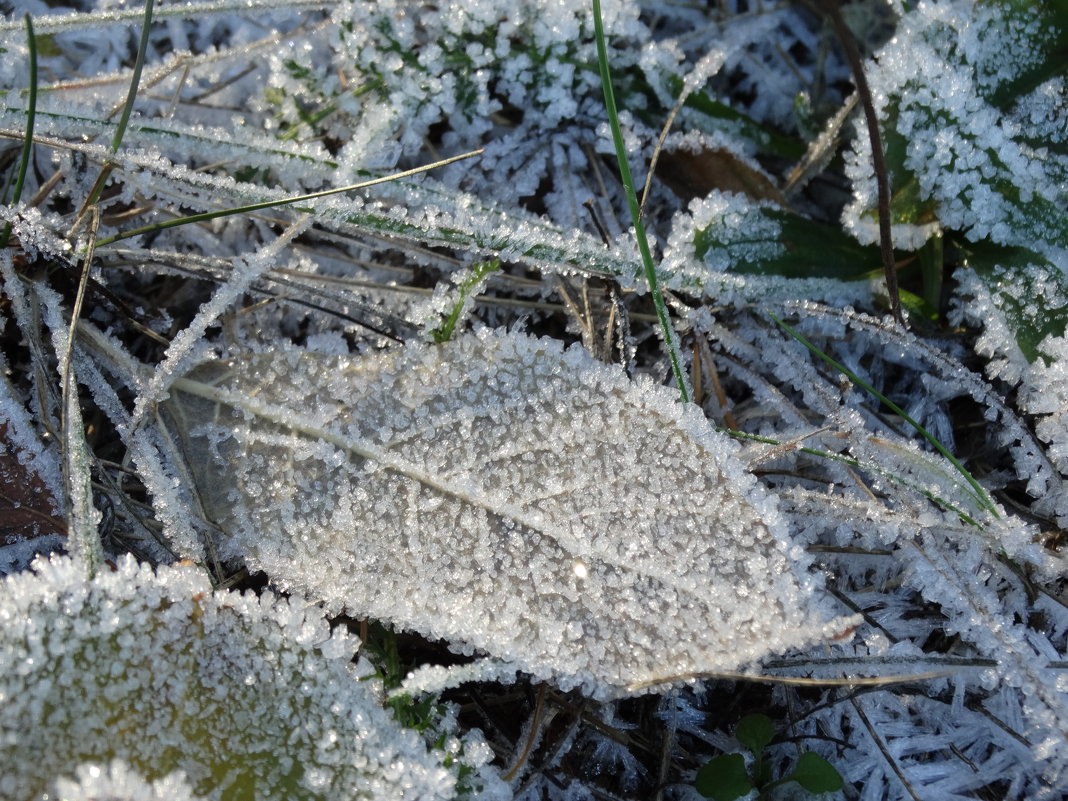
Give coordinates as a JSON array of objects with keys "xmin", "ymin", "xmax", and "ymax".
[
  {"xmin": 80, "ymin": 0, "xmax": 155, "ymax": 213},
  {"xmin": 1, "ymin": 14, "xmax": 38, "ymax": 249},
  {"xmin": 110, "ymin": 0, "xmax": 155, "ymax": 154},
  {"xmin": 10, "ymin": 15, "xmax": 37, "ymax": 206},
  {"xmin": 767, "ymin": 311, "xmax": 998, "ymax": 517},
  {"xmin": 723, "ymin": 428, "xmax": 982, "ymax": 528},
  {"xmin": 592, "ymin": 0, "xmax": 689, "ymax": 403},
  {"xmin": 429, "ymin": 259, "xmax": 501, "ymax": 343}
]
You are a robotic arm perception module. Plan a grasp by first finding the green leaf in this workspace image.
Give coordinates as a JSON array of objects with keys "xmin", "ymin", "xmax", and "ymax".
[
  {"xmin": 695, "ymin": 754, "xmax": 753, "ymax": 801},
  {"xmin": 786, "ymin": 752, "xmax": 844, "ymax": 794},
  {"xmin": 736, "ymin": 713, "xmax": 775, "ymax": 757},
  {"xmin": 977, "ymin": 0, "xmax": 1068, "ymax": 110},
  {"xmin": 693, "ymin": 203, "xmax": 882, "ymax": 282},
  {"xmin": 960, "ymin": 242, "xmax": 1068, "ymax": 363}
]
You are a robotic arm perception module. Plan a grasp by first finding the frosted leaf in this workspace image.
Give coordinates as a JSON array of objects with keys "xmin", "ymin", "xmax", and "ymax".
[
  {"xmin": 660, "ymin": 192, "xmax": 882, "ymax": 306},
  {"xmin": 843, "ymin": 0, "xmax": 1068, "ymax": 259},
  {"xmin": 0, "ymin": 555, "xmax": 457, "ymax": 801},
  {"xmin": 160, "ymin": 329, "xmax": 856, "ymax": 698}
]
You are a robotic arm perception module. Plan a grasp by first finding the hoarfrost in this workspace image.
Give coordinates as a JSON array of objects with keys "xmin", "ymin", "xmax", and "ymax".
[
  {"xmin": 47, "ymin": 761, "xmax": 206, "ymax": 801},
  {"xmin": 665, "ymin": 191, "xmax": 785, "ymax": 277},
  {"xmin": 159, "ymin": 329, "xmax": 857, "ymax": 698}
]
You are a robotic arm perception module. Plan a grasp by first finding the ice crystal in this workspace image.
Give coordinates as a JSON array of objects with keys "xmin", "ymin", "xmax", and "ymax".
[
  {"xmin": 47, "ymin": 761, "xmax": 206, "ymax": 801},
  {"xmin": 159, "ymin": 329, "xmax": 855, "ymax": 698},
  {"xmin": 0, "ymin": 555, "xmax": 458, "ymax": 801},
  {"xmin": 4, "ymin": 0, "xmax": 1067, "ymax": 796}
]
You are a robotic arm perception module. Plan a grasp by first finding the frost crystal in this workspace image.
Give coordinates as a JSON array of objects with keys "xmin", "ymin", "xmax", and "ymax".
[
  {"xmin": 48, "ymin": 761, "xmax": 206, "ymax": 801},
  {"xmin": 0, "ymin": 555, "xmax": 456, "ymax": 801},
  {"xmin": 161, "ymin": 329, "xmax": 855, "ymax": 698}
]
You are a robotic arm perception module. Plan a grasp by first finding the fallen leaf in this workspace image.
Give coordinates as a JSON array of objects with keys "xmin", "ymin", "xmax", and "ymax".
[{"xmin": 161, "ymin": 330, "xmax": 854, "ymax": 697}]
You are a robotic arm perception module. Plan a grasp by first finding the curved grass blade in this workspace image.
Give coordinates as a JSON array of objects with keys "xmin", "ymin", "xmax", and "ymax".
[{"xmin": 92, "ymin": 148, "xmax": 483, "ymax": 249}]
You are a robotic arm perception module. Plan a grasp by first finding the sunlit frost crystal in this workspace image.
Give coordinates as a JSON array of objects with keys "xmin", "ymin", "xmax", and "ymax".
[
  {"xmin": 0, "ymin": 555, "xmax": 455, "ymax": 801},
  {"xmin": 47, "ymin": 760, "xmax": 206, "ymax": 801},
  {"xmin": 163, "ymin": 330, "xmax": 856, "ymax": 698}
]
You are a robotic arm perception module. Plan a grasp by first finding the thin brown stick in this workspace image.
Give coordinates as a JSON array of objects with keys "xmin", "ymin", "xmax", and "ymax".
[
  {"xmin": 850, "ymin": 693, "xmax": 925, "ymax": 801},
  {"xmin": 626, "ymin": 668, "xmax": 949, "ymax": 693},
  {"xmin": 696, "ymin": 336, "xmax": 739, "ymax": 429},
  {"xmin": 503, "ymin": 683, "xmax": 548, "ymax": 782},
  {"xmin": 818, "ymin": 0, "xmax": 903, "ymax": 325}
]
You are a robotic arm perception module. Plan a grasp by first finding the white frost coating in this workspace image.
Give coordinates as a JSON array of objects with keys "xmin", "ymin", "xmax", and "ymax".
[
  {"xmin": 0, "ymin": 555, "xmax": 457, "ymax": 801},
  {"xmin": 0, "ymin": 324, "xmax": 63, "ymax": 508},
  {"xmin": 330, "ymin": 0, "xmax": 649, "ymax": 157},
  {"xmin": 162, "ymin": 329, "xmax": 857, "ymax": 698},
  {"xmin": 48, "ymin": 761, "xmax": 207, "ymax": 801},
  {"xmin": 392, "ymin": 659, "xmax": 521, "ymax": 698},
  {"xmin": 951, "ymin": 264, "xmax": 1068, "ymax": 523},
  {"xmin": 666, "ymin": 191, "xmax": 785, "ymax": 276},
  {"xmin": 659, "ymin": 191, "xmax": 882, "ymax": 307},
  {"xmin": 1021, "ymin": 334, "xmax": 1068, "ymax": 483},
  {"xmin": 1012, "ymin": 76, "xmax": 1068, "ymax": 146}
]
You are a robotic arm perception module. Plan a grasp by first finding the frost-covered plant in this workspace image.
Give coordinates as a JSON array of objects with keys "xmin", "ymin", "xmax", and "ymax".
[
  {"xmin": 837, "ymin": 0, "xmax": 1068, "ymax": 523},
  {"xmin": 0, "ymin": 555, "xmax": 464, "ymax": 801},
  {"xmin": 844, "ymin": 0, "xmax": 1067, "ymax": 257},
  {"xmin": 261, "ymin": 0, "xmax": 664, "ymax": 210}
]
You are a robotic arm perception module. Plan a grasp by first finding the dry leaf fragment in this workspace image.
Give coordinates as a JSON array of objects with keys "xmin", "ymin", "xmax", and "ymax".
[
  {"xmin": 658, "ymin": 147, "xmax": 788, "ymax": 207},
  {"xmin": 161, "ymin": 330, "xmax": 855, "ymax": 697},
  {"xmin": 0, "ymin": 422, "xmax": 66, "ymax": 546}
]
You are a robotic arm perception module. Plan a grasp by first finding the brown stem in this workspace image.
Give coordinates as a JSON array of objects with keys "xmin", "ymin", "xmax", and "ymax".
[{"xmin": 818, "ymin": 0, "xmax": 903, "ymax": 325}]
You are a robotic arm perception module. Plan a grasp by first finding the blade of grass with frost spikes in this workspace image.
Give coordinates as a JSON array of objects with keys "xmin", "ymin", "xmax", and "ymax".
[
  {"xmin": 157, "ymin": 330, "xmax": 858, "ymax": 698},
  {"xmin": 592, "ymin": 0, "xmax": 688, "ymax": 402},
  {"xmin": 3, "ymin": 113, "xmax": 720, "ymax": 290},
  {"xmin": 0, "ymin": 108, "xmax": 339, "ymax": 169},
  {"xmin": 60, "ymin": 367, "xmax": 103, "ymax": 577},
  {"xmin": 78, "ymin": 142, "xmax": 639, "ymax": 278},
  {"xmin": 60, "ymin": 211, "xmax": 104, "ymax": 577},
  {"xmin": 0, "ymin": 0, "xmax": 332, "ymax": 34},
  {"xmin": 0, "ymin": 14, "xmax": 37, "ymax": 250},
  {"xmin": 91, "ymin": 149, "xmax": 484, "ymax": 249},
  {"xmin": 0, "ymin": 114, "xmax": 632, "ymax": 278},
  {"xmin": 767, "ymin": 312, "xmax": 998, "ymax": 517},
  {"xmin": 724, "ymin": 429, "xmax": 981, "ymax": 528}
]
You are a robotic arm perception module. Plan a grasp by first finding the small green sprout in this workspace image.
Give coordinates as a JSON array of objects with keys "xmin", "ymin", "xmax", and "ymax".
[{"xmin": 695, "ymin": 713, "xmax": 843, "ymax": 801}]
